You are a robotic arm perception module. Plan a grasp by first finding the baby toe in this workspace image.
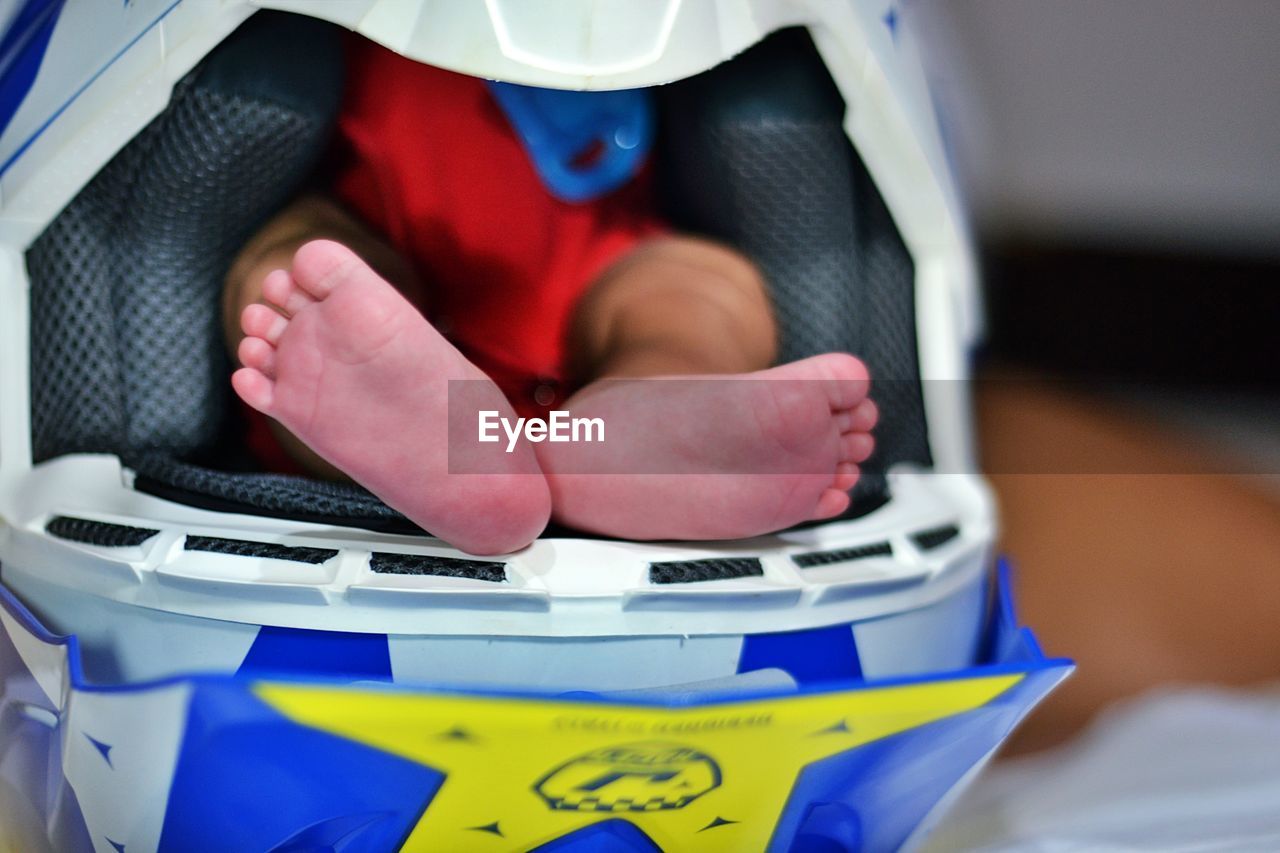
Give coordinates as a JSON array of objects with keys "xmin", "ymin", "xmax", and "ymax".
[
  {"xmin": 291, "ymin": 239, "xmax": 363, "ymax": 300},
  {"xmin": 241, "ymin": 303, "xmax": 289, "ymax": 345},
  {"xmin": 833, "ymin": 462, "xmax": 860, "ymax": 491},
  {"xmin": 238, "ymin": 335, "xmax": 277, "ymax": 378},
  {"xmin": 840, "ymin": 431, "xmax": 874, "ymax": 463},
  {"xmin": 812, "ymin": 354, "xmax": 870, "ymax": 410},
  {"xmin": 813, "ymin": 488, "xmax": 852, "ymax": 520},
  {"xmin": 262, "ymin": 269, "xmax": 314, "ymax": 317},
  {"xmin": 845, "ymin": 398, "xmax": 878, "ymax": 433},
  {"xmin": 231, "ymin": 367, "xmax": 275, "ymax": 414}
]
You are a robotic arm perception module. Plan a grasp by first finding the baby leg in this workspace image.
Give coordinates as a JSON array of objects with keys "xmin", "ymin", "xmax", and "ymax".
[
  {"xmin": 539, "ymin": 236, "xmax": 877, "ymax": 540},
  {"xmin": 225, "ymin": 201, "xmax": 549, "ymax": 554}
]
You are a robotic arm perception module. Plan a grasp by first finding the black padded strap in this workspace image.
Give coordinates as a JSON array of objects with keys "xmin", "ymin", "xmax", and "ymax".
[
  {"xmin": 128, "ymin": 450, "xmax": 887, "ymax": 539},
  {"xmin": 128, "ymin": 451, "xmax": 421, "ymax": 534}
]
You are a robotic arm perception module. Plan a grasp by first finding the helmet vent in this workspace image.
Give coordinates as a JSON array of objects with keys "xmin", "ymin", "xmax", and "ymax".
[
  {"xmin": 184, "ymin": 535, "xmax": 337, "ymax": 565},
  {"xmin": 792, "ymin": 541, "xmax": 893, "ymax": 569},
  {"xmin": 46, "ymin": 515, "xmax": 159, "ymax": 548},
  {"xmin": 911, "ymin": 524, "xmax": 961, "ymax": 551},
  {"xmin": 648, "ymin": 558, "xmax": 763, "ymax": 585},
  {"xmin": 369, "ymin": 552, "xmax": 508, "ymax": 583}
]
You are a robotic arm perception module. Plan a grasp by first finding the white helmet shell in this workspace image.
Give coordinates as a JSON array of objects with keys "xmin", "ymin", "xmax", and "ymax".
[{"xmin": 0, "ymin": 0, "xmax": 989, "ymax": 683}]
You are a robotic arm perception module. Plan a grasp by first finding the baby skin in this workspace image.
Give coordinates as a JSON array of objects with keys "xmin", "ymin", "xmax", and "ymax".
[{"xmin": 226, "ymin": 197, "xmax": 876, "ymax": 554}]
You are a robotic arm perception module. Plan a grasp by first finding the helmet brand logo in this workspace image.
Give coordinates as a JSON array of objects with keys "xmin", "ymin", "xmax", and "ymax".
[{"xmin": 533, "ymin": 741, "xmax": 721, "ymax": 812}]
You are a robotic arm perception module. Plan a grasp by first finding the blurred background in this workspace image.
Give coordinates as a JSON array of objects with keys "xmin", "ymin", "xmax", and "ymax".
[
  {"xmin": 906, "ymin": 1, "xmax": 1280, "ymax": 845},
  {"xmin": 923, "ymin": 0, "xmax": 1280, "ymax": 257},
  {"xmin": 915, "ymin": 0, "xmax": 1278, "ymax": 390}
]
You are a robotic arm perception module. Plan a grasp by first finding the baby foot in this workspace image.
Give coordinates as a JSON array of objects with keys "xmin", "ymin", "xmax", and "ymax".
[
  {"xmin": 232, "ymin": 240, "xmax": 550, "ymax": 554},
  {"xmin": 537, "ymin": 354, "xmax": 876, "ymax": 540}
]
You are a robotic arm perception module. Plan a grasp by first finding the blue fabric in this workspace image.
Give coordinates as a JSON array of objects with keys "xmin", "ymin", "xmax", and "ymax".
[{"xmin": 488, "ymin": 81, "xmax": 653, "ymax": 203}]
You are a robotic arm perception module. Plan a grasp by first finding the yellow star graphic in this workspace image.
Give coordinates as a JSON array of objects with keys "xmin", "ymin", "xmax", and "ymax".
[{"xmin": 255, "ymin": 673, "xmax": 1019, "ymax": 851}]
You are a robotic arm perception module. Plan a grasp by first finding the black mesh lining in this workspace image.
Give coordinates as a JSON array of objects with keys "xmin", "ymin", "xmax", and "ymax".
[
  {"xmin": 46, "ymin": 515, "xmax": 159, "ymax": 548},
  {"xmin": 911, "ymin": 524, "xmax": 961, "ymax": 551},
  {"xmin": 792, "ymin": 541, "xmax": 894, "ymax": 568},
  {"xmin": 659, "ymin": 28, "xmax": 932, "ymax": 502},
  {"xmin": 28, "ymin": 12, "xmax": 343, "ymax": 462},
  {"xmin": 649, "ymin": 558, "xmax": 764, "ymax": 585},
  {"xmin": 184, "ymin": 535, "xmax": 337, "ymax": 564},
  {"xmin": 370, "ymin": 553, "xmax": 507, "ymax": 582}
]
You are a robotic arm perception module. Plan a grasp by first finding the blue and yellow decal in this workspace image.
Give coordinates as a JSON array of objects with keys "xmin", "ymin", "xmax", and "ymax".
[{"xmin": 252, "ymin": 671, "xmax": 1022, "ymax": 851}]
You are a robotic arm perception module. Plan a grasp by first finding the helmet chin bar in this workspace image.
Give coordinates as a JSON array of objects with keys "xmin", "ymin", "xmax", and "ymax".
[{"xmin": 2, "ymin": 453, "xmax": 993, "ymax": 650}]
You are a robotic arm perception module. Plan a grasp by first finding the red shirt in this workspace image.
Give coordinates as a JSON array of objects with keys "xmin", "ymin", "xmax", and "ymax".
[{"xmin": 331, "ymin": 37, "xmax": 666, "ymax": 414}]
